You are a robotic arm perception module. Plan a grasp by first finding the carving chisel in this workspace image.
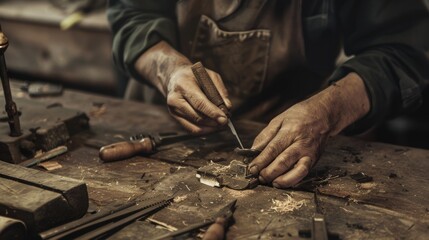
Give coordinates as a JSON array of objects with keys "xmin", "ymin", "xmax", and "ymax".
[{"xmin": 191, "ymin": 62, "xmax": 244, "ymax": 149}]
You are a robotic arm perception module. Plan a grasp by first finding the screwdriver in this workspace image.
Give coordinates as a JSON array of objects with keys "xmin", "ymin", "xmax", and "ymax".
[{"xmin": 191, "ymin": 62, "xmax": 244, "ymax": 149}]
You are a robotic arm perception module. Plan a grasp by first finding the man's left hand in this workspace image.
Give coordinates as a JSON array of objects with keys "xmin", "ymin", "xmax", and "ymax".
[
  {"xmin": 248, "ymin": 99, "xmax": 331, "ymax": 188},
  {"xmin": 248, "ymin": 73, "xmax": 371, "ymax": 188}
]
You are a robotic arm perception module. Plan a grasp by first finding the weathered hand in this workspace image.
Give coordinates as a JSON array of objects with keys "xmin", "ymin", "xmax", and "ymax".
[
  {"xmin": 134, "ymin": 41, "xmax": 232, "ymax": 134},
  {"xmin": 166, "ymin": 65, "xmax": 231, "ymax": 133},
  {"xmin": 249, "ymin": 99, "xmax": 331, "ymax": 188},
  {"xmin": 248, "ymin": 72, "xmax": 370, "ymax": 188}
]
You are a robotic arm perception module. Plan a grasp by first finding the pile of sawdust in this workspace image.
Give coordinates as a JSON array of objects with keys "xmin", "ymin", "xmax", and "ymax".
[{"xmin": 270, "ymin": 194, "xmax": 306, "ymax": 213}]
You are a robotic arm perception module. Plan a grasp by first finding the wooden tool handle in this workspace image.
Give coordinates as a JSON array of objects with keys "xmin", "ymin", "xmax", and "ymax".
[
  {"xmin": 99, "ymin": 138, "xmax": 154, "ymax": 162},
  {"xmin": 191, "ymin": 62, "xmax": 228, "ymax": 114}
]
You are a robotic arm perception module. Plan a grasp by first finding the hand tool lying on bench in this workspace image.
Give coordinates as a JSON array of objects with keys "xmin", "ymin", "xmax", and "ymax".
[
  {"xmin": 39, "ymin": 195, "xmax": 173, "ymax": 239},
  {"xmin": 191, "ymin": 62, "xmax": 244, "ymax": 149},
  {"xmin": 153, "ymin": 199, "xmax": 237, "ymax": 240},
  {"xmin": 19, "ymin": 146, "xmax": 68, "ymax": 168},
  {"xmin": 298, "ymin": 190, "xmax": 339, "ymax": 240},
  {"xmin": 311, "ymin": 191, "xmax": 328, "ymax": 240},
  {"xmin": 99, "ymin": 132, "xmax": 201, "ymax": 162}
]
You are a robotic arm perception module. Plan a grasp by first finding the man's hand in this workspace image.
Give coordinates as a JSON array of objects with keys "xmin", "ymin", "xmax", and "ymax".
[
  {"xmin": 249, "ymin": 73, "xmax": 371, "ymax": 188},
  {"xmin": 249, "ymin": 100, "xmax": 331, "ymax": 188},
  {"xmin": 166, "ymin": 65, "xmax": 231, "ymax": 133},
  {"xmin": 135, "ymin": 41, "xmax": 231, "ymax": 133}
]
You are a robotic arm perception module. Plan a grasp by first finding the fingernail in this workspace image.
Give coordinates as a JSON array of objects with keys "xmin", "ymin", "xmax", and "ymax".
[
  {"xmin": 272, "ymin": 182, "xmax": 280, "ymax": 188},
  {"xmin": 225, "ymin": 99, "xmax": 232, "ymax": 108},
  {"xmin": 217, "ymin": 116, "xmax": 227, "ymax": 125},
  {"xmin": 258, "ymin": 175, "xmax": 266, "ymax": 184},
  {"xmin": 249, "ymin": 165, "xmax": 258, "ymax": 175}
]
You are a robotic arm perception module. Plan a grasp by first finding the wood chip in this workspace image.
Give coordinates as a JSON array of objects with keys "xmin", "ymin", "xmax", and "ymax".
[
  {"xmin": 38, "ymin": 161, "xmax": 62, "ymax": 171},
  {"xmin": 148, "ymin": 218, "xmax": 178, "ymax": 232}
]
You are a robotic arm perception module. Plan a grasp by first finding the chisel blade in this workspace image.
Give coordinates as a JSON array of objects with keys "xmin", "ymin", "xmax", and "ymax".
[{"xmin": 227, "ymin": 119, "xmax": 244, "ymax": 149}]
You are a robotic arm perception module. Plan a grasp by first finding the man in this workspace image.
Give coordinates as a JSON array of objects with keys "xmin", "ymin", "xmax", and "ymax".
[{"xmin": 107, "ymin": 0, "xmax": 429, "ymax": 188}]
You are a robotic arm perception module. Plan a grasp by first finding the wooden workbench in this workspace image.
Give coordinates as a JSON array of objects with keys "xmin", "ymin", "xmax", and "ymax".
[{"xmin": 4, "ymin": 82, "xmax": 429, "ymax": 239}]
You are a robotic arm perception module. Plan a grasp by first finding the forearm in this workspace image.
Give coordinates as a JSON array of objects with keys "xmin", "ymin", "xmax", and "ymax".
[
  {"xmin": 134, "ymin": 41, "xmax": 191, "ymax": 96},
  {"xmin": 313, "ymin": 72, "xmax": 370, "ymax": 135},
  {"xmin": 107, "ymin": 0, "xmax": 178, "ymax": 80},
  {"xmin": 335, "ymin": 0, "xmax": 429, "ymax": 132}
]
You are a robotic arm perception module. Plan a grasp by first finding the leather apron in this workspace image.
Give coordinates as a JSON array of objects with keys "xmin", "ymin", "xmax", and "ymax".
[{"xmin": 176, "ymin": 0, "xmax": 320, "ymax": 122}]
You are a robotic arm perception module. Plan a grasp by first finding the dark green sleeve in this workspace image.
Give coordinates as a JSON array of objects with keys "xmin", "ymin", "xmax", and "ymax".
[
  {"xmin": 107, "ymin": 0, "xmax": 178, "ymax": 81},
  {"xmin": 329, "ymin": 0, "xmax": 429, "ymax": 133}
]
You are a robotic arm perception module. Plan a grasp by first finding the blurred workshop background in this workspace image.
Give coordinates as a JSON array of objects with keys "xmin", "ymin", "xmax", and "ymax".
[{"xmin": 0, "ymin": 0, "xmax": 428, "ymax": 149}]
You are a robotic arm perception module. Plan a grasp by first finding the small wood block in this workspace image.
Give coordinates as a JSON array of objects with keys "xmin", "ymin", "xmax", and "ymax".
[{"xmin": 0, "ymin": 161, "xmax": 88, "ymax": 233}]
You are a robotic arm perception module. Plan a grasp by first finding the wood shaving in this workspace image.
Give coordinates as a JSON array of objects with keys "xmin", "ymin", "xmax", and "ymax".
[
  {"xmin": 148, "ymin": 218, "xmax": 178, "ymax": 232},
  {"xmin": 174, "ymin": 195, "xmax": 188, "ymax": 203},
  {"xmin": 89, "ymin": 104, "xmax": 107, "ymax": 117},
  {"xmin": 38, "ymin": 161, "xmax": 62, "ymax": 171},
  {"xmin": 359, "ymin": 182, "xmax": 377, "ymax": 190},
  {"xmin": 270, "ymin": 194, "xmax": 306, "ymax": 213}
]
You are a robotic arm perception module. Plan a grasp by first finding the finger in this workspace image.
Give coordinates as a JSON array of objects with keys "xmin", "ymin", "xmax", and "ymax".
[
  {"xmin": 258, "ymin": 143, "xmax": 305, "ymax": 183},
  {"xmin": 168, "ymin": 93, "xmax": 225, "ymax": 128},
  {"xmin": 168, "ymin": 99, "xmax": 220, "ymax": 128},
  {"xmin": 183, "ymin": 88, "xmax": 228, "ymax": 125},
  {"xmin": 167, "ymin": 95, "xmax": 205, "ymax": 124},
  {"xmin": 251, "ymin": 121, "xmax": 281, "ymax": 151},
  {"xmin": 171, "ymin": 114, "xmax": 216, "ymax": 134},
  {"xmin": 197, "ymin": 118, "xmax": 221, "ymax": 127},
  {"xmin": 272, "ymin": 156, "xmax": 312, "ymax": 188},
  {"xmin": 208, "ymin": 70, "xmax": 232, "ymax": 109},
  {"xmin": 248, "ymin": 128, "xmax": 293, "ymax": 176}
]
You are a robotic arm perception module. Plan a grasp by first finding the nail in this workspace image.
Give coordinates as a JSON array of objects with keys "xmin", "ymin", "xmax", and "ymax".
[
  {"xmin": 272, "ymin": 182, "xmax": 280, "ymax": 188},
  {"xmin": 217, "ymin": 116, "xmax": 227, "ymax": 125},
  {"xmin": 249, "ymin": 165, "xmax": 258, "ymax": 175},
  {"xmin": 258, "ymin": 175, "xmax": 266, "ymax": 184},
  {"xmin": 225, "ymin": 99, "xmax": 232, "ymax": 108}
]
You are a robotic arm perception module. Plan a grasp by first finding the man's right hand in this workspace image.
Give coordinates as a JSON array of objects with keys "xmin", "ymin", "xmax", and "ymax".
[
  {"xmin": 135, "ymin": 41, "xmax": 232, "ymax": 133},
  {"xmin": 166, "ymin": 64, "xmax": 231, "ymax": 133}
]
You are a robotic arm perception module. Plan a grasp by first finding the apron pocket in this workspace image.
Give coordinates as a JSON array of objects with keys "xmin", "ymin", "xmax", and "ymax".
[{"xmin": 190, "ymin": 15, "xmax": 271, "ymax": 97}]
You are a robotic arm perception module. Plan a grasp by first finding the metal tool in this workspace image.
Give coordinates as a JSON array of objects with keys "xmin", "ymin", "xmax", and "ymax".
[
  {"xmin": 153, "ymin": 199, "xmax": 237, "ymax": 240},
  {"xmin": 0, "ymin": 24, "xmax": 21, "ymax": 137},
  {"xmin": 40, "ymin": 195, "xmax": 173, "ymax": 240},
  {"xmin": 312, "ymin": 191, "xmax": 328, "ymax": 240},
  {"xmin": 75, "ymin": 201, "xmax": 171, "ymax": 240},
  {"xmin": 0, "ymin": 26, "xmax": 88, "ymax": 164},
  {"xmin": 39, "ymin": 201, "xmax": 135, "ymax": 240},
  {"xmin": 99, "ymin": 132, "xmax": 199, "ymax": 162},
  {"xmin": 191, "ymin": 62, "xmax": 244, "ymax": 149},
  {"xmin": 19, "ymin": 146, "xmax": 68, "ymax": 168}
]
